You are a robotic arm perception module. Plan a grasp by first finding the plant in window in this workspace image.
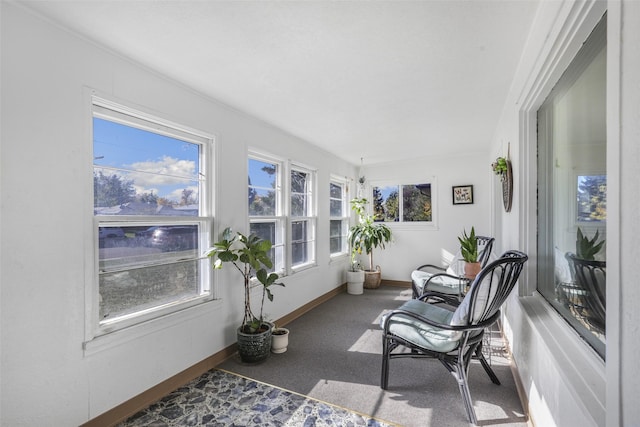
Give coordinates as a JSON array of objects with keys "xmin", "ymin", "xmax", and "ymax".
[
  {"xmin": 206, "ymin": 227, "xmax": 284, "ymax": 362},
  {"xmin": 349, "ymin": 197, "xmax": 392, "ymax": 288},
  {"xmin": 576, "ymin": 227, "xmax": 605, "ymax": 260}
]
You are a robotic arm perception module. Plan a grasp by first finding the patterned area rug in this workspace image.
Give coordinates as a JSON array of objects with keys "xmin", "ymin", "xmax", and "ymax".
[{"xmin": 118, "ymin": 369, "xmax": 398, "ymax": 426}]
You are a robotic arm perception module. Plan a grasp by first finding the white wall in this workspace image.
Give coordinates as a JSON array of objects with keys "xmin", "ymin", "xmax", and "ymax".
[
  {"xmin": 490, "ymin": 1, "xmax": 640, "ymax": 426},
  {"xmin": 362, "ymin": 155, "xmax": 492, "ymax": 281},
  {"xmin": 0, "ymin": 4, "xmax": 355, "ymax": 425}
]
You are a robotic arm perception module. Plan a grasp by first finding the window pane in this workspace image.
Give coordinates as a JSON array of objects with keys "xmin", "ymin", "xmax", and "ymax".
[
  {"xmin": 402, "ymin": 184, "xmax": 432, "ymax": 222},
  {"xmin": 577, "ymin": 175, "xmax": 607, "ymax": 222},
  {"xmin": 330, "ymin": 182, "xmax": 342, "ymax": 199},
  {"xmin": 291, "ymin": 170, "xmax": 309, "ymax": 217},
  {"xmin": 100, "ymin": 259, "xmax": 200, "ymax": 322},
  {"xmin": 373, "ymin": 186, "xmax": 399, "ymax": 222},
  {"xmin": 291, "ymin": 220, "xmax": 308, "ymax": 266},
  {"xmin": 93, "ymin": 118, "xmax": 200, "ymax": 215},
  {"xmin": 248, "ymin": 159, "xmax": 277, "ymax": 216},
  {"xmin": 537, "ymin": 18, "xmax": 606, "ymax": 358},
  {"xmin": 249, "ymin": 188, "xmax": 276, "ymax": 216},
  {"xmin": 291, "ymin": 194, "xmax": 307, "ymax": 217},
  {"xmin": 250, "ymin": 221, "xmax": 279, "ymax": 271},
  {"xmin": 330, "ymin": 220, "xmax": 343, "ymax": 254},
  {"xmin": 330, "ymin": 200, "xmax": 343, "ymax": 217},
  {"xmin": 291, "ymin": 170, "xmax": 308, "ymax": 193}
]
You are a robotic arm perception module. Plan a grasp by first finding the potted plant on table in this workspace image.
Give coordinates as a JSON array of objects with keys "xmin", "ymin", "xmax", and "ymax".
[
  {"xmin": 206, "ymin": 227, "xmax": 284, "ymax": 363},
  {"xmin": 348, "ymin": 197, "xmax": 393, "ymax": 289},
  {"xmin": 458, "ymin": 227, "xmax": 481, "ymax": 280}
]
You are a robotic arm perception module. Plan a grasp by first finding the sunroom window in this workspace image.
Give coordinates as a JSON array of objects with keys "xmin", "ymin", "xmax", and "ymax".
[
  {"xmin": 92, "ymin": 98, "xmax": 213, "ymax": 334},
  {"xmin": 537, "ymin": 17, "xmax": 606, "ymax": 359},
  {"xmin": 372, "ymin": 183, "xmax": 432, "ymax": 222},
  {"xmin": 329, "ymin": 178, "xmax": 349, "ymax": 256}
]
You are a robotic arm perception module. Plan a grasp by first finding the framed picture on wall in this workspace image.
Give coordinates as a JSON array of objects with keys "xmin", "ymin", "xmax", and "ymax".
[{"xmin": 452, "ymin": 185, "xmax": 473, "ymax": 205}]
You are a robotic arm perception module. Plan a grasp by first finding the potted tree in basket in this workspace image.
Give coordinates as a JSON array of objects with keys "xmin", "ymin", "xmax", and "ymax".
[
  {"xmin": 348, "ymin": 197, "xmax": 392, "ymax": 289},
  {"xmin": 459, "ymin": 227, "xmax": 481, "ymax": 280},
  {"xmin": 206, "ymin": 227, "xmax": 284, "ymax": 363}
]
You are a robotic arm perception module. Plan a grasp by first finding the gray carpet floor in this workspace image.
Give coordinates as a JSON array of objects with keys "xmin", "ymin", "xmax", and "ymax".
[{"xmin": 219, "ymin": 285, "xmax": 530, "ymax": 427}]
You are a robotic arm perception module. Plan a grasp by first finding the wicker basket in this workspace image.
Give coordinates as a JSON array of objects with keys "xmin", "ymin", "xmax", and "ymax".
[{"xmin": 363, "ymin": 266, "xmax": 382, "ymax": 289}]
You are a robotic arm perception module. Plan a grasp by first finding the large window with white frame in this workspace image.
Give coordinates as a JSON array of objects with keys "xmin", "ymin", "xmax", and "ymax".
[
  {"xmin": 372, "ymin": 183, "xmax": 433, "ymax": 222},
  {"xmin": 537, "ymin": 16, "xmax": 606, "ymax": 359},
  {"xmin": 290, "ymin": 164, "xmax": 316, "ymax": 269},
  {"xmin": 248, "ymin": 153, "xmax": 316, "ymax": 274},
  {"xmin": 92, "ymin": 97, "xmax": 213, "ymax": 335},
  {"xmin": 329, "ymin": 177, "xmax": 349, "ymax": 256},
  {"xmin": 248, "ymin": 155, "xmax": 285, "ymax": 273}
]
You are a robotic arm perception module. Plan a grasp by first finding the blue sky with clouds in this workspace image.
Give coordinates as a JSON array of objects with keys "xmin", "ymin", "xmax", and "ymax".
[{"xmin": 93, "ymin": 118, "xmax": 199, "ymax": 203}]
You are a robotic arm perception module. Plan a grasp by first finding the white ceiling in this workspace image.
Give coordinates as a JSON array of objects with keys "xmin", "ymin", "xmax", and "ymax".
[{"xmin": 21, "ymin": 0, "xmax": 538, "ymax": 166}]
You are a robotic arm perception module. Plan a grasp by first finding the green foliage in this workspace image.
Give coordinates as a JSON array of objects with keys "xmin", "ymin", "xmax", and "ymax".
[
  {"xmin": 576, "ymin": 227, "xmax": 605, "ymax": 260},
  {"xmin": 491, "ymin": 157, "xmax": 508, "ymax": 175},
  {"xmin": 206, "ymin": 227, "xmax": 284, "ymax": 332},
  {"xmin": 349, "ymin": 198, "xmax": 393, "ymax": 271},
  {"xmin": 577, "ymin": 175, "xmax": 607, "ymax": 221},
  {"xmin": 94, "ymin": 171, "xmax": 136, "ymax": 207},
  {"xmin": 401, "ymin": 185, "xmax": 432, "ymax": 221},
  {"xmin": 458, "ymin": 227, "xmax": 478, "ymax": 263}
]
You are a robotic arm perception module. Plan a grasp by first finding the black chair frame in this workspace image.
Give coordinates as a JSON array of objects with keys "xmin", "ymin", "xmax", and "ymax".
[
  {"xmin": 411, "ymin": 236, "xmax": 495, "ymax": 299},
  {"xmin": 565, "ymin": 252, "xmax": 606, "ymax": 334},
  {"xmin": 382, "ymin": 250, "xmax": 527, "ymax": 425}
]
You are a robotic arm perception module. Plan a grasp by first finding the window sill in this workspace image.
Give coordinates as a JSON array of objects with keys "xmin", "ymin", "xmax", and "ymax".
[
  {"xmin": 382, "ymin": 222, "xmax": 439, "ymax": 232},
  {"xmin": 83, "ymin": 298, "xmax": 223, "ymax": 356},
  {"xmin": 512, "ymin": 293, "xmax": 605, "ymax": 425}
]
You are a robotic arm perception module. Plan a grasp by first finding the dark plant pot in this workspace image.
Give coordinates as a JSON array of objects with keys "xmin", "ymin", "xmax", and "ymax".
[
  {"xmin": 237, "ymin": 323, "xmax": 272, "ymax": 363},
  {"xmin": 364, "ymin": 266, "xmax": 382, "ymax": 289}
]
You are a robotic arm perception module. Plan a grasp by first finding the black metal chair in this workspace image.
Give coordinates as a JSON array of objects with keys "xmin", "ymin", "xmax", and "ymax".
[
  {"xmin": 565, "ymin": 253, "xmax": 606, "ymax": 334},
  {"xmin": 411, "ymin": 236, "xmax": 495, "ymax": 299},
  {"xmin": 381, "ymin": 250, "xmax": 528, "ymax": 425}
]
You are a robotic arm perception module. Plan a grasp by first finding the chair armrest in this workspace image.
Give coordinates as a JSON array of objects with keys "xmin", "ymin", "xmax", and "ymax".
[
  {"xmin": 417, "ymin": 292, "xmax": 461, "ymax": 307},
  {"xmin": 415, "ymin": 264, "xmax": 446, "ymax": 272},
  {"xmin": 425, "ymin": 272, "xmax": 469, "ymax": 284}
]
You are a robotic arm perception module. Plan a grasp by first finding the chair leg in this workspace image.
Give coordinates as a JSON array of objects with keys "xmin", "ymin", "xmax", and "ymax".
[
  {"xmin": 475, "ymin": 346, "xmax": 501, "ymax": 385},
  {"xmin": 453, "ymin": 361, "xmax": 478, "ymax": 425},
  {"xmin": 381, "ymin": 335, "xmax": 390, "ymax": 390}
]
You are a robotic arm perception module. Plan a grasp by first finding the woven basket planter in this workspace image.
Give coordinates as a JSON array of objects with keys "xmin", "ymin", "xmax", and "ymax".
[{"xmin": 363, "ymin": 266, "xmax": 382, "ymax": 289}]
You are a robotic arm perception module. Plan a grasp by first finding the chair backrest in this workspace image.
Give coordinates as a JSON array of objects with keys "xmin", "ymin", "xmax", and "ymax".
[
  {"xmin": 451, "ymin": 250, "xmax": 528, "ymax": 326},
  {"xmin": 476, "ymin": 236, "xmax": 495, "ymax": 267},
  {"xmin": 565, "ymin": 252, "xmax": 606, "ymax": 326}
]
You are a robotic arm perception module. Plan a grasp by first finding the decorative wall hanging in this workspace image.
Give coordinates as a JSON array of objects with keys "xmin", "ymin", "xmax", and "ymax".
[
  {"xmin": 452, "ymin": 185, "xmax": 474, "ymax": 205},
  {"xmin": 491, "ymin": 144, "xmax": 513, "ymax": 212}
]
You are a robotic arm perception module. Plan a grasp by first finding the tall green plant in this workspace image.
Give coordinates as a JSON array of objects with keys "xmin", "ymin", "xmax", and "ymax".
[
  {"xmin": 206, "ymin": 227, "xmax": 284, "ymax": 333},
  {"xmin": 348, "ymin": 198, "xmax": 392, "ymax": 271},
  {"xmin": 576, "ymin": 227, "xmax": 605, "ymax": 260},
  {"xmin": 458, "ymin": 227, "xmax": 478, "ymax": 263}
]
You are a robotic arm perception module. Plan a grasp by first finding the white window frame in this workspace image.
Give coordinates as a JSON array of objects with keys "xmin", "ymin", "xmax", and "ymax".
[
  {"xmin": 248, "ymin": 151, "xmax": 317, "ymax": 276},
  {"xmin": 329, "ymin": 176, "xmax": 349, "ymax": 258},
  {"xmin": 289, "ymin": 163, "xmax": 317, "ymax": 272},
  {"xmin": 248, "ymin": 153, "xmax": 286, "ymax": 275},
  {"xmin": 369, "ymin": 179, "xmax": 437, "ymax": 230},
  {"xmin": 88, "ymin": 95, "xmax": 214, "ymax": 340}
]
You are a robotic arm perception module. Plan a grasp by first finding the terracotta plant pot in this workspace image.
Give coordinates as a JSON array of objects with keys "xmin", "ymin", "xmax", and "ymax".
[{"xmin": 464, "ymin": 262, "xmax": 481, "ymax": 280}]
